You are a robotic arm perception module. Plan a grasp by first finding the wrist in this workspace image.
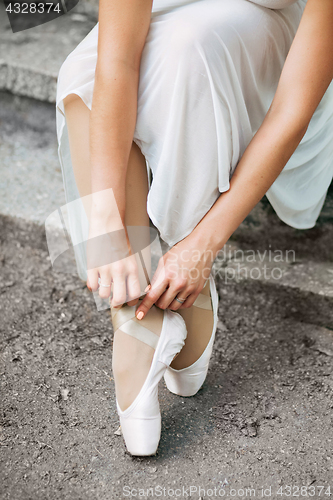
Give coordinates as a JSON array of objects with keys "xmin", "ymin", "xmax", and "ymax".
[
  {"xmin": 89, "ymin": 207, "xmax": 125, "ymax": 231},
  {"xmin": 86, "ymin": 226, "xmax": 131, "ymax": 271},
  {"xmin": 189, "ymin": 223, "xmax": 227, "ymax": 264},
  {"xmin": 89, "ymin": 194, "xmax": 125, "ymax": 231}
]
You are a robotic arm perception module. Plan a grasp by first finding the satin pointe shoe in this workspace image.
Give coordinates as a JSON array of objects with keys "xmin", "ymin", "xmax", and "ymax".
[
  {"xmin": 163, "ymin": 274, "xmax": 219, "ymax": 397},
  {"xmin": 111, "ymin": 303, "xmax": 187, "ymax": 456}
]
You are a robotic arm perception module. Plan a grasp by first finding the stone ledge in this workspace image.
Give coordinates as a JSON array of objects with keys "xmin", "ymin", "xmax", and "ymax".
[
  {"xmin": 0, "ymin": 60, "xmax": 56, "ymax": 103},
  {"xmin": 0, "ymin": 3, "xmax": 96, "ymax": 103}
]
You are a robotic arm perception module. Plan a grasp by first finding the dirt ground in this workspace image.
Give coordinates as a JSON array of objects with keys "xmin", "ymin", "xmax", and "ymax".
[{"xmin": 1, "ymin": 214, "xmax": 333, "ymax": 500}]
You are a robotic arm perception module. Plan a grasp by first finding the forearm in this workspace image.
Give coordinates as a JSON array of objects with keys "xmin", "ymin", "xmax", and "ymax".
[
  {"xmin": 190, "ymin": 111, "xmax": 307, "ymax": 256},
  {"xmin": 85, "ymin": 0, "xmax": 152, "ymax": 231},
  {"xmin": 89, "ymin": 62, "xmax": 139, "ymax": 224}
]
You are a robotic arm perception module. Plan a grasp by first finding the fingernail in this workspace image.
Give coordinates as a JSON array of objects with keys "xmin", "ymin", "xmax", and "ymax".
[
  {"xmin": 144, "ymin": 284, "xmax": 151, "ymax": 293},
  {"xmin": 136, "ymin": 311, "xmax": 144, "ymax": 320}
]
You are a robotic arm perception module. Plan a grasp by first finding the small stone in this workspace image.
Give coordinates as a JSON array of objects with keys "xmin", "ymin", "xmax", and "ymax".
[
  {"xmin": 248, "ymin": 425, "xmax": 258, "ymax": 438},
  {"xmin": 147, "ymin": 466, "xmax": 157, "ymax": 473},
  {"xmin": 114, "ymin": 426, "xmax": 122, "ymax": 436},
  {"xmin": 60, "ymin": 389, "xmax": 70, "ymax": 401},
  {"xmin": 306, "ymin": 326, "xmax": 333, "ymax": 357}
]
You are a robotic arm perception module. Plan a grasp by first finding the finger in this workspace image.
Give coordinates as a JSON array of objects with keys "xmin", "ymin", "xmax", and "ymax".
[
  {"xmin": 155, "ymin": 287, "xmax": 184, "ymax": 310},
  {"xmin": 127, "ymin": 297, "xmax": 139, "ymax": 307},
  {"xmin": 168, "ymin": 293, "xmax": 189, "ymax": 311},
  {"xmin": 150, "ymin": 256, "xmax": 167, "ymax": 289},
  {"xmin": 126, "ymin": 271, "xmax": 141, "ymax": 306},
  {"xmin": 168, "ymin": 281, "xmax": 201, "ymax": 309},
  {"xmin": 99, "ymin": 268, "xmax": 111, "ymax": 299},
  {"xmin": 178, "ymin": 290, "xmax": 200, "ymax": 309},
  {"xmin": 87, "ymin": 269, "xmax": 99, "ymax": 292},
  {"xmin": 155, "ymin": 276, "xmax": 187, "ymax": 309},
  {"xmin": 135, "ymin": 279, "xmax": 168, "ymax": 320},
  {"xmin": 111, "ymin": 272, "xmax": 127, "ymax": 307},
  {"xmin": 86, "ymin": 277, "xmax": 92, "ymax": 292}
]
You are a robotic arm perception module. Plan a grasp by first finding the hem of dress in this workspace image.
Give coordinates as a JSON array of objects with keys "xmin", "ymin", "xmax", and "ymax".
[
  {"xmin": 146, "ymin": 182, "xmax": 231, "ymax": 248},
  {"xmin": 264, "ymin": 205, "xmax": 317, "ymax": 230},
  {"xmin": 56, "ymin": 90, "xmax": 93, "ymax": 116},
  {"xmin": 132, "ymin": 138, "xmax": 153, "ymax": 189},
  {"xmin": 265, "ymin": 192, "xmax": 322, "ymax": 231}
]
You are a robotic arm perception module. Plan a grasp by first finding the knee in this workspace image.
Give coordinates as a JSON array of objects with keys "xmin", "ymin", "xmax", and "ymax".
[
  {"xmin": 166, "ymin": 4, "xmax": 248, "ymax": 60},
  {"xmin": 168, "ymin": 20, "xmax": 198, "ymax": 53},
  {"xmin": 167, "ymin": 17, "xmax": 212, "ymax": 58},
  {"xmin": 166, "ymin": 16, "xmax": 236, "ymax": 67}
]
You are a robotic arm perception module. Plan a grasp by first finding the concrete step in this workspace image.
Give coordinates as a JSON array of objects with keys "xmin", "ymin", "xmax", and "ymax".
[
  {"xmin": 0, "ymin": 91, "xmax": 65, "ymax": 224},
  {"xmin": 79, "ymin": 0, "xmax": 98, "ymax": 16},
  {"xmin": 0, "ymin": 2, "xmax": 96, "ymax": 103}
]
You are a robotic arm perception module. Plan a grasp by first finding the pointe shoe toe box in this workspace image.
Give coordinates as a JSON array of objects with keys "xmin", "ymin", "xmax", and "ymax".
[
  {"xmin": 119, "ymin": 414, "xmax": 161, "ymax": 456},
  {"xmin": 116, "ymin": 308, "xmax": 188, "ymax": 456}
]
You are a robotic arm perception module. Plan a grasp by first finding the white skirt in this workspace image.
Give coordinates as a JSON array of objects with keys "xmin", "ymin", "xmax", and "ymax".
[{"xmin": 56, "ymin": 0, "xmax": 333, "ymax": 280}]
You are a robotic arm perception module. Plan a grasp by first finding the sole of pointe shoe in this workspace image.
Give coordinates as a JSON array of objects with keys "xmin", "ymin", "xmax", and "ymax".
[
  {"xmin": 116, "ymin": 309, "xmax": 187, "ymax": 456},
  {"xmin": 163, "ymin": 274, "xmax": 219, "ymax": 397}
]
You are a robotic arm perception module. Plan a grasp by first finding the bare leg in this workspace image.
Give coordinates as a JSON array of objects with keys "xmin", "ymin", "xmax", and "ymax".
[
  {"xmin": 170, "ymin": 278, "xmax": 214, "ymax": 369},
  {"xmin": 64, "ymin": 94, "xmax": 163, "ymax": 411}
]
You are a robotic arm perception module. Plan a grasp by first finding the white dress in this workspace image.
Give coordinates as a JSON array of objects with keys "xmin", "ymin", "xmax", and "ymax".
[{"xmin": 56, "ymin": 0, "xmax": 333, "ymax": 281}]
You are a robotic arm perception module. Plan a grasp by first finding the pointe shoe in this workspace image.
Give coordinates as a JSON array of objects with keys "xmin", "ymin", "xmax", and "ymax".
[
  {"xmin": 163, "ymin": 274, "xmax": 219, "ymax": 397},
  {"xmin": 111, "ymin": 304, "xmax": 187, "ymax": 456}
]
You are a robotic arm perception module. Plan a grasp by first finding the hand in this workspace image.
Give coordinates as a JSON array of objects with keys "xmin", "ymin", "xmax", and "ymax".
[
  {"xmin": 86, "ymin": 213, "xmax": 142, "ymax": 307},
  {"xmin": 135, "ymin": 232, "xmax": 215, "ymax": 320}
]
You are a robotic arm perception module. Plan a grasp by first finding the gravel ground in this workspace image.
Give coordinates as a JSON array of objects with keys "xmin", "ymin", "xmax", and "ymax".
[{"xmin": 1, "ymin": 214, "xmax": 333, "ymax": 500}]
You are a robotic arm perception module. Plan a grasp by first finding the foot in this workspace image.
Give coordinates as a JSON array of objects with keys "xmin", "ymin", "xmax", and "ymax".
[{"xmin": 111, "ymin": 302, "xmax": 188, "ymax": 456}]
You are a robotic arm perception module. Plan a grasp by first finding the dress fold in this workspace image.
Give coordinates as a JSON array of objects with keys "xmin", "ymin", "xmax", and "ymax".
[{"xmin": 56, "ymin": 0, "xmax": 333, "ymax": 281}]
